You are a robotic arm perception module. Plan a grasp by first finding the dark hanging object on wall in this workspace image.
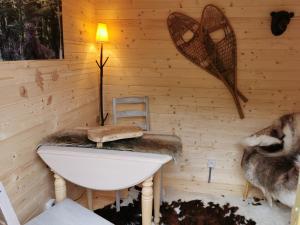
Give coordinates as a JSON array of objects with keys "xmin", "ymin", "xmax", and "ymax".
[
  {"xmin": 167, "ymin": 4, "xmax": 247, "ymax": 119},
  {"xmin": 271, "ymin": 11, "xmax": 294, "ymax": 36}
]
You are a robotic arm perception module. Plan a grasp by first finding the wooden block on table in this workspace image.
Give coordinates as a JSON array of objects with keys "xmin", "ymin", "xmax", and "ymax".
[{"xmin": 87, "ymin": 125, "xmax": 143, "ymax": 147}]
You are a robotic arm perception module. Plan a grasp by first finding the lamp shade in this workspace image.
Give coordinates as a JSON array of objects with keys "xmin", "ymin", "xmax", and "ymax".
[{"xmin": 96, "ymin": 23, "xmax": 109, "ymax": 42}]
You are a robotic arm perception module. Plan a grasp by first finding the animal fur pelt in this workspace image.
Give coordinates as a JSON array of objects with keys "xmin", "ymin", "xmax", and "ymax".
[
  {"xmin": 39, "ymin": 129, "xmax": 95, "ymax": 148},
  {"xmin": 242, "ymin": 148, "xmax": 299, "ymax": 207},
  {"xmin": 39, "ymin": 129, "xmax": 182, "ymax": 159},
  {"xmin": 241, "ymin": 113, "xmax": 300, "ymax": 207},
  {"xmin": 95, "ymin": 186, "xmax": 257, "ymax": 225},
  {"xmin": 102, "ymin": 133, "xmax": 182, "ymax": 159},
  {"xmin": 242, "ymin": 113, "xmax": 300, "ymax": 157}
]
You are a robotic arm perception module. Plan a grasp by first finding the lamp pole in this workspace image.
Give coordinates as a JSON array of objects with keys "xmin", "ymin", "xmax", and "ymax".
[{"xmin": 96, "ymin": 42, "xmax": 109, "ymax": 126}]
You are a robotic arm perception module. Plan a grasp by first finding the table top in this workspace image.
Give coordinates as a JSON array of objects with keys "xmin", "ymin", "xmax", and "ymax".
[{"xmin": 38, "ymin": 145, "xmax": 172, "ymax": 190}]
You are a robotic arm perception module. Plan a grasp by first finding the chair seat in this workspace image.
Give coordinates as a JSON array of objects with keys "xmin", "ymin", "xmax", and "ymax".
[{"xmin": 25, "ymin": 199, "xmax": 112, "ymax": 225}]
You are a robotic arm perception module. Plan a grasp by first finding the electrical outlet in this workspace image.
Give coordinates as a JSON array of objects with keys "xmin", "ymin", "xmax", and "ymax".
[{"xmin": 207, "ymin": 159, "xmax": 216, "ymax": 168}]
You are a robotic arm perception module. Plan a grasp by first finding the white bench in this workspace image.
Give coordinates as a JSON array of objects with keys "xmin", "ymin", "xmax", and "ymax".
[{"xmin": 0, "ymin": 182, "xmax": 112, "ymax": 225}]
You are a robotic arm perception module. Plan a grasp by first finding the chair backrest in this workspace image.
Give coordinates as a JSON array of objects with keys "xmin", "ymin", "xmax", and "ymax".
[
  {"xmin": 0, "ymin": 183, "xmax": 20, "ymax": 225},
  {"xmin": 112, "ymin": 96, "xmax": 150, "ymax": 131}
]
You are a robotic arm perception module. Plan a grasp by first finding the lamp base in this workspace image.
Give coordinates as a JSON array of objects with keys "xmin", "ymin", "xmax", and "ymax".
[{"xmin": 96, "ymin": 42, "xmax": 109, "ymax": 126}]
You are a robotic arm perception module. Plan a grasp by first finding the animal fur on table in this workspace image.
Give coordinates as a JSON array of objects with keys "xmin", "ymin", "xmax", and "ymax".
[
  {"xmin": 38, "ymin": 129, "xmax": 182, "ymax": 159},
  {"xmin": 241, "ymin": 113, "xmax": 300, "ymax": 208}
]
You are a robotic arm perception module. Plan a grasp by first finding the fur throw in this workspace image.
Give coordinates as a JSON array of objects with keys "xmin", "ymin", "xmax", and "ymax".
[
  {"xmin": 39, "ymin": 129, "xmax": 182, "ymax": 160},
  {"xmin": 241, "ymin": 113, "xmax": 300, "ymax": 207}
]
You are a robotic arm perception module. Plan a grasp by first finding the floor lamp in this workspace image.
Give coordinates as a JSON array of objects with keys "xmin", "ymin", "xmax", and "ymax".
[{"xmin": 96, "ymin": 23, "xmax": 109, "ymax": 126}]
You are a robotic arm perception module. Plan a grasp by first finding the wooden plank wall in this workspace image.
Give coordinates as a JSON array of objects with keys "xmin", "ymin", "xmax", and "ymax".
[
  {"xmin": 0, "ymin": 0, "xmax": 98, "ymax": 222},
  {"xmin": 95, "ymin": 0, "xmax": 300, "ymax": 196}
]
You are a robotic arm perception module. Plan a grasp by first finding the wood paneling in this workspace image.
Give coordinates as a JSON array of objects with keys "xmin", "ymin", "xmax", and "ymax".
[
  {"xmin": 95, "ymin": 0, "xmax": 300, "ymax": 196},
  {"xmin": 0, "ymin": 0, "xmax": 98, "ymax": 223},
  {"xmin": 2, "ymin": 0, "xmax": 300, "ymax": 221}
]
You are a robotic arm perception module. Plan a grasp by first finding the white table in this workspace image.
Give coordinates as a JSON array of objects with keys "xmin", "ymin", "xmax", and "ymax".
[{"xmin": 38, "ymin": 146, "xmax": 172, "ymax": 225}]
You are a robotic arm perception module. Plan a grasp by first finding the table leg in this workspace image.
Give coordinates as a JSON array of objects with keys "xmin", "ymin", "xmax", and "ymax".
[
  {"xmin": 154, "ymin": 170, "xmax": 161, "ymax": 225},
  {"xmin": 54, "ymin": 173, "xmax": 66, "ymax": 202},
  {"xmin": 116, "ymin": 191, "xmax": 121, "ymax": 212},
  {"xmin": 142, "ymin": 176, "xmax": 153, "ymax": 225},
  {"xmin": 87, "ymin": 189, "xmax": 93, "ymax": 210}
]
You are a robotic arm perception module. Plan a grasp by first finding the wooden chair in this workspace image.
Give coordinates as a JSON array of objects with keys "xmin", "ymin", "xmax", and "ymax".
[
  {"xmin": 0, "ymin": 182, "xmax": 112, "ymax": 225},
  {"xmin": 112, "ymin": 96, "xmax": 151, "ymax": 211},
  {"xmin": 86, "ymin": 96, "xmax": 151, "ymax": 211},
  {"xmin": 112, "ymin": 96, "xmax": 150, "ymax": 131}
]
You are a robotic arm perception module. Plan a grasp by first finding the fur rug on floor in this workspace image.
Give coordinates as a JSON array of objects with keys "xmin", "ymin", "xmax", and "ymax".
[{"xmin": 94, "ymin": 187, "xmax": 256, "ymax": 225}]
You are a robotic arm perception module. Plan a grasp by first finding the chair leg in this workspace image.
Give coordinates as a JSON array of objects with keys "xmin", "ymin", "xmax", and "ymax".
[
  {"xmin": 243, "ymin": 181, "xmax": 251, "ymax": 200},
  {"xmin": 116, "ymin": 191, "xmax": 121, "ymax": 212},
  {"xmin": 160, "ymin": 168, "xmax": 164, "ymax": 204}
]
